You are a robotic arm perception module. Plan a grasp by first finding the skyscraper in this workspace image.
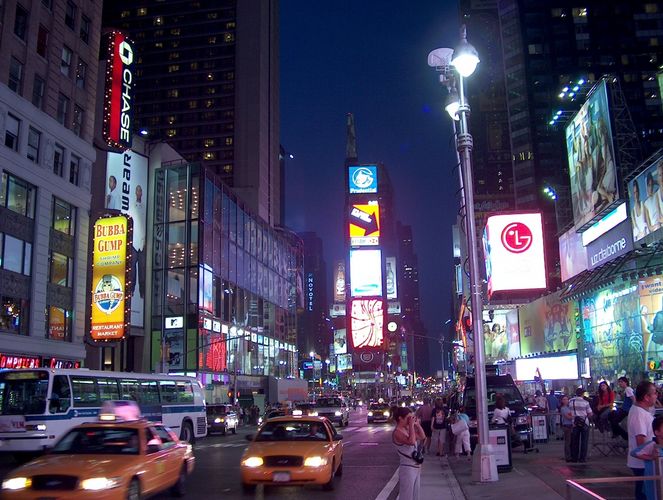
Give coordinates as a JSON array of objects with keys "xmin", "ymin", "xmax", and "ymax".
[{"xmin": 103, "ymin": 0, "xmax": 281, "ymax": 225}]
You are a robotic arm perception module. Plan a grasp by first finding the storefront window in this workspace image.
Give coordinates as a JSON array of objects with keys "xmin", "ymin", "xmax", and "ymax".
[
  {"xmin": 166, "ymin": 269, "xmax": 185, "ymax": 308},
  {"xmin": 46, "ymin": 306, "xmax": 71, "ymax": 341},
  {"xmin": 52, "ymin": 197, "xmax": 75, "ymax": 235},
  {"xmin": 2, "ymin": 235, "xmax": 31, "ymax": 276},
  {"xmin": 190, "ymin": 221, "xmax": 198, "ymax": 266},
  {"xmin": 0, "ymin": 296, "xmax": 29, "ymax": 335},
  {"xmin": 166, "ymin": 222, "xmax": 186, "ymax": 268},
  {"xmin": 190, "ymin": 170, "xmax": 199, "ymax": 220},
  {"xmin": 49, "ymin": 252, "xmax": 72, "ymax": 287}
]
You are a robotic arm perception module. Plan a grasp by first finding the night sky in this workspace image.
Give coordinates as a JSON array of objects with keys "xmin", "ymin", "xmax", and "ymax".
[{"xmin": 280, "ymin": 1, "xmax": 462, "ymax": 372}]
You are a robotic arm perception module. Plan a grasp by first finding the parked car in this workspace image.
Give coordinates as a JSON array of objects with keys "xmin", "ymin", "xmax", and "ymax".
[{"xmin": 207, "ymin": 404, "xmax": 239, "ymax": 435}]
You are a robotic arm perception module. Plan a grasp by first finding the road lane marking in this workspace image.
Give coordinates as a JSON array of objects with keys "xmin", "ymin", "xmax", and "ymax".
[
  {"xmin": 360, "ymin": 442, "xmax": 380, "ymax": 446},
  {"xmin": 374, "ymin": 468, "xmax": 399, "ymax": 500}
]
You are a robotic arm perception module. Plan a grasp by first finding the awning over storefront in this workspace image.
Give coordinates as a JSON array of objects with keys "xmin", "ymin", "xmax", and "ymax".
[{"xmin": 561, "ymin": 241, "xmax": 663, "ymax": 301}]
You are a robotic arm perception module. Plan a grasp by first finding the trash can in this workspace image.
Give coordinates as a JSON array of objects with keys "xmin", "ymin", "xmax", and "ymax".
[
  {"xmin": 531, "ymin": 413, "xmax": 548, "ymax": 442},
  {"xmin": 489, "ymin": 425, "xmax": 512, "ymax": 472}
]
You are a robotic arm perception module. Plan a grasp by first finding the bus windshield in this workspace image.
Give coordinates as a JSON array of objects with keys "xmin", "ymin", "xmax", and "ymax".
[{"xmin": 0, "ymin": 371, "xmax": 49, "ymax": 415}]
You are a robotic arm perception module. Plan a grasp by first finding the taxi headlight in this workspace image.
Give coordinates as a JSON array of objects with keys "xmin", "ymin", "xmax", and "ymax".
[
  {"xmin": 383, "ymin": 411, "xmax": 390, "ymax": 417},
  {"xmin": 334, "ymin": 411, "xmax": 342, "ymax": 416},
  {"xmin": 80, "ymin": 477, "xmax": 121, "ymax": 490},
  {"xmin": 2, "ymin": 477, "xmax": 31, "ymax": 490},
  {"xmin": 242, "ymin": 456, "xmax": 264, "ymax": 468},
  {"xmin": 367, "ymin": 411, "xmax": 374, "ymax": 416},
  {"xmin": 304, "ymin": 456, "xmax": 328, "ymax": 467}
]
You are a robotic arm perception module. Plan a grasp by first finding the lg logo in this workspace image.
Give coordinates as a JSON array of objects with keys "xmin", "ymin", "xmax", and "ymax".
[{"xmin": 500, "ymin": 222, "xmax": 533, "ymax": 253}]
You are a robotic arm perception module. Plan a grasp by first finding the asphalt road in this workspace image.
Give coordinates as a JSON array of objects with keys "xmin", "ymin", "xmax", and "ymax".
[{"xmin": 0, "ymin": 409, "xmax": 401, "ymax": 500}]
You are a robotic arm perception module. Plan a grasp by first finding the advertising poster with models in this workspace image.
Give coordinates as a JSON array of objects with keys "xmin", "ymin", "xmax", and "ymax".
[
  {"xmin": 519, "ymin": 291, "xmax": 577, "ymax": 355},
  {"xmin": 637, "ymin": 277, "xmax": 663, "ymax": 368}
]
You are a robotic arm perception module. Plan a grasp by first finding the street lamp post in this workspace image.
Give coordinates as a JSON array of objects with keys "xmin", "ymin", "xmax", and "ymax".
[{"xmin": 429, "ymin": 25, "xmax": 497, "ymax": 482}]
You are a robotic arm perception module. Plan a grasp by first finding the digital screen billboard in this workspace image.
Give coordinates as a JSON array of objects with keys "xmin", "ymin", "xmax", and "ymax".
[
  {"xmin": 386, "ymin": 257, "xmax": 397, "ymax": 299},
  {"xmin": 333, "ymin": 329, "xmax": 347, "ymax": 355},
  {"xmin": 349, "ymin": 249, "xmax": 382, "ymax": 297},
  {"xmin": 349, "ymin": 203, "xmax": 380, "ymax": 246},
  {"xmin": 627, "ymin": 152, "xmax": 663, "ymax": 243},
  {"xmin": 483, "ymin": 212, "xmax": 546, "ymax": 297},
  {"xmin": 337, "ymin": 353, "xmax": 353, "ymax": 371},
  {"xmin": 333, "ymin": 261, "xmax": 346, "ymax": 303},
  {"xmin": 90, "ymin": 215, "xmax": 131, "ymax": 341},
  {"xmin": 565, "ymin": 80, "xmax": 618, "ymax": 227},
  {"xmin": 102, "ymin": 32, "xmax": 135, "ymax": 150},
  {"xmin": 106, "ymin": 150, "xmax": 148, "ymax": 327},
  {"xmin": 482, "ymin": 309, "xmax": 512, "ymax": 362},
  {"xmin": 559, "ymin": 227, "xmax": 587, "ymax": 282},
  {"xmin": 349, "ymin": 299, "xmax": 385, "ymax": 349},
  {"xmin": 515, "ymin": 354, "xmax": 579, "ymax": 381},
  {"xmin": 637, "ymin": 277, "xmax": 663, "ymax": 370},
  {"xmin": 348, "ymin": 165, "xmax": 378, "ymax": 194},
  {"xmin": 519, "ymin": 290, "xmax": 578, "ymax": 356}
]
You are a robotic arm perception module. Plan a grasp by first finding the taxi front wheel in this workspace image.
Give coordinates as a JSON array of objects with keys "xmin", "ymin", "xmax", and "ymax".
[
  {"xmin": 242, "ymin": 482, "xmax": 256, "ymax": 494},
  {"xmin": 322, "ymin": 460, "xmax": 336, "ymax": 491},
  {"xmin": 171, "ymin": 465, "xmax": 187, "ymax": 497},
  {"xmin": 126, "ymin": 478, "xmax": 141, "ymax": 500}
]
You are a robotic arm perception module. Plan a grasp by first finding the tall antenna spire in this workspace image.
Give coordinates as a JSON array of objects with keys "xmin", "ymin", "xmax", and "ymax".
[{"xmin": 345, "ymin": 112, "xmax": 358, "ymax": 165}]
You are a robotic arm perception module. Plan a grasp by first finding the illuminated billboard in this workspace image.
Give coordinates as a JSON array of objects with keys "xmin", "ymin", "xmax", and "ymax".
[
  {"xmin": 638, "ymin": 277, "xmax": 663, "ymax": 371},
  {"xmin": 102, "ymin": 32, "xmax": 135, "ymax": 150},
  {"xmin": 90, "ymin": 215, "xmax": 131, "ymax": 341},
  {"xmin": 348, "ymin": 165, "xmax": 377, "ymax": 194},
  {"xmin": 386, "ymin": 257, "xmax": 397, "ymax": 299},
  {"xmin": 519, "ymin": 290, "xmax": 578, "ymax": 356},
  {"xmin": 349, "ymin": 203, "xmax": 380, "ymax": 246},
  {"xmin": 482, "ymin": 212, "xmax": 546, "ymax": 297},
  {"xmin": 106, "ymin": 150, "xmax": 148, "ymax": 327},
  {"xmin": 482, "ymin": 309, "xmax": 511, "ymax": 362},
  {"xmin": 515, "ymin": 354, "xmax": 579, "ymax": 381},
  {"xmin": 337, "ymin": 353, "xmax": 353, "ymax": 371},
  {"xmin": 627, "ymin": 152, "xmax": 663, "ymax": 243},
  {"xmin": 350, "ymin": 299, "xmax": 385, "ymax": 349},
  {"xmin": 349, "ymin": 249, "xmax": 382, "ymax": 297},
  {"xmin": 333, "ymin": 261, "xmax": 346, "ymax": 303},
  {"xmin": 565, "ymin": 80, "xmax": 618, "ymax": 227},
  {"xmin": 559, "ymin": 227, "xmax": 587, "ymax": 282},
  {"xmin": 333, "ymin": 329, "xmax": 347, "ymax": 355}
]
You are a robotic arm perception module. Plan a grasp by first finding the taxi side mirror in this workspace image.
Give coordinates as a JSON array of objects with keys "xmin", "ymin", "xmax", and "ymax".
[
  {"xmin": 146, "ymin": 443, "xmax": 161, "ymax": 454},
  {"xmin": 333, "ymin": 434, "xmax": 343, "ymax": 441},
  {"xmin": 245, "ymin": 434, "xmax": 254, "ymax": 441}
]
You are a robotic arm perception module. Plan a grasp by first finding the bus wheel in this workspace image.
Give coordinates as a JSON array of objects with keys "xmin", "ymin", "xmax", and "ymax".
[{"xmin": 180, "ymin": 421, "xmax": 195, "ymax": 444}]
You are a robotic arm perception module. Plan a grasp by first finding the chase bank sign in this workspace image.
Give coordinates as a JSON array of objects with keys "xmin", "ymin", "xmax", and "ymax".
[{"xmin": 348, "ymin": 165, "xmax": 378, "ymax": 194}]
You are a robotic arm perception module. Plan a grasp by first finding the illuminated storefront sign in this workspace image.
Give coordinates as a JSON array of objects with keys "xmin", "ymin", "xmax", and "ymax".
[
  {"xmin": 483, "ymin": 212, "xmax": 546, "ymax": 297},
  {"xmin": 349, "ymin": 249, "xmax": 382, "ymax": 297},
  {"xmin": 348, "ymin": 165, "xmax": 378, "ymax": 194},
  {"xmin": 90, "ymin": 215, "xmax": 131, "ymax": 341},
  {"xmin": 0, "ymin": 355, "xmax": 80, "ymax": 369},
  {"xmin": 349, "ymin": 203, "xmax": 380, "ymax": 246},
  {"xmin": 349, "ymin": 298, "xmax": 385, "ymax": 349},
  {"xmin": 102, "ymin": 31, "xmax": 135, "ymax": 150}
]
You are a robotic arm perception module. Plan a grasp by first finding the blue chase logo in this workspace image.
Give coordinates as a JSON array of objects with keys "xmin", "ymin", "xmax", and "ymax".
[
  {"xmin": 93, "ymin": 274, "xmax": 124, "ymax": 314},
  {"xmin": 349, "ymin": 166, "xmax": 377, "ymax": 194}
]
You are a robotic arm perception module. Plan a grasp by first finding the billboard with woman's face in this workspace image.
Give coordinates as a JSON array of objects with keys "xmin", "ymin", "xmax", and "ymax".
[
  {"xmin": 565, "ymin": 81, "xmax": 618, "ymax": 227},
  {"xmin": 627, "ymin": 153, "xmax": 663, "ymax": 242}
]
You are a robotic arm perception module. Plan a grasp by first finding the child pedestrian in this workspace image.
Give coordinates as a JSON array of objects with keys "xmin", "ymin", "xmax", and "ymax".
[{"xmin": 630, "ymin": 415, "xmax": 663, "ymax": 500}]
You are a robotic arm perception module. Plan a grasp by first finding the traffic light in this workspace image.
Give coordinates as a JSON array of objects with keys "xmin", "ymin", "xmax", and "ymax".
[{"xmin": 228, "ymin": 390, "xmax": 234, "ymax": 400}]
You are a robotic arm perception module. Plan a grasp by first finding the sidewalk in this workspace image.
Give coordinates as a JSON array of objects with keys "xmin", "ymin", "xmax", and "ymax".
[{"xmin": 420, "ymin": 454, "xmax": 466, "ymax": 499}]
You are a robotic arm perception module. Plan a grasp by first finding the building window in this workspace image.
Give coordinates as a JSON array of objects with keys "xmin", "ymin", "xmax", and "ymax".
[
  {"xmin": 53, "ymin": 144, "xmax": 65, "ymax": 176},
  {"xmin": 32, "ymin": 74, "xmax": 45, "ymax": 109},
  {"xmin": 224, "ymin": 33, "xmax": 234, "ymax": 43},
  {"xmin": 49, "ymin": 251, "xmax": 72, "ymax": 287},
  {"xmin": 46, "ymin": 306, "xmax": 71, "ymax": 341},
  {"xmin": 80, "ymin": 15, "xmax": 90, "ymax": 43},
  {"xmin": 72, "ymin": 106, "xmax": 84, "ymax": 137},
  {"xmin": 64, "ymin": 0, "xmax": 76, "ymax": 29},
  {"xmin": 37, "ymin": 25, "xmax": 49, "ymax": 57},
  {"xmin": 69, "ymin": 154, "xmax": 80, "ymax": 186},
  {"xmin": 4, "ymin": 114, "xmax": 20, "ymax": 151},
  {"xmin": 8, "ymin": 57, "xmax": 23, "ymax": 93},
  {"xmin": 0, "ymin": 172, "xmax": 36, "ymax": 219},
  {"xmin": 57, "ymin": 93, "xmax": 69, "ymax": 125},
  {"xmin": 60, "ymin": 46, "xmax": 73, "ymax": 76},
  {"xmin": 53, "ymin": 197, "xmax": 75, "ymax": 235},
  {"xmin": 26, "ymin": 127, "xmax": 40, "ymax": 163},
  {"xmin": 2, "ymin": 234, "xmax": 32, "ymax": 275},
  {"xmin": 137, "ymin": 7, "xmax": 147, "ymax": 16},
  {"xmin": 75, "ymin": 59, "xmax": 87, "ymax": 88},
  {"xmin": 41, "ymin": 0, "xmax": 52, "ymax": 9},
  {"xmin": 14, "ymin": 4, "xmax": 28, "ymax": 41},
  {"xmin": 0, "ymin": 295, "xmax": 29, "ymax": 335}
]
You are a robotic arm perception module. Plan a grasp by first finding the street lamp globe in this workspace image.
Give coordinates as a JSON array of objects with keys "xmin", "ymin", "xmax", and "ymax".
[
  {"xmin": 309, "ymin": 351, "xmax": 315, "ymax": 358},
  {"xmin": 325, "ymin": 358, "xmax": 330, "ymax": 365},
  {"xmin": 451, "ymin": 26, "xmax": 479, "ymax": 77},
  {"xmin": 445, "ymin": 88, "xmax": 460, "ymax": 121}
]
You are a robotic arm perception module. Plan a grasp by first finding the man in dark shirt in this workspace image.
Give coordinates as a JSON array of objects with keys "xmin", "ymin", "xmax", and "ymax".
[{"xmin": 415, "ymin": 398, "xmax": 434, "ymax": 453}]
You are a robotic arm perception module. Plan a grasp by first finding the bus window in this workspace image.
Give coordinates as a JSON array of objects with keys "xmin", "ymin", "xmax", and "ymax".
[
  {"xmin": 119, "ymin": 379, "xmax": 139, "ymax": 401},
  {"xmin": 71, "ymin": 376, "xmax": 100, "ymax": 407},
  {"xmin": 176, "ymin": 381, "xmax": 194, "ymax": 403},
  {"xmin": 139, "ymin": 380, "xmax": 160, "ymax": 404},
  {"xmin": 97, "ymin": 378, "xmax": 120, "ymax": 401},
  {"xmin": 49, "ymin": 375, "xmax": 71, "ymax": 414},
  {"xmin": 0, "ymin": 371, "xmax": 49, "ymax": 415},
  {"xmin": 159, "ymin": 380, "xmax": 178, "ymax": 403}
]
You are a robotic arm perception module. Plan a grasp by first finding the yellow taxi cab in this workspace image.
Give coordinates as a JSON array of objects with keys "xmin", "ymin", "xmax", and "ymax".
[
  {"xmin": 1, "ymin": 401, "xmax": 194, "ymax": 500},
  {"xmin": 240, "ymin": 415, "xmax": 343, "ymax": 492}
]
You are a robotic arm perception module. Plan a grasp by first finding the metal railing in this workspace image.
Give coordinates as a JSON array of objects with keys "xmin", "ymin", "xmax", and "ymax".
[{"xmin": 565, "ymin": 475, "xmax": 661, "ymax": 499}]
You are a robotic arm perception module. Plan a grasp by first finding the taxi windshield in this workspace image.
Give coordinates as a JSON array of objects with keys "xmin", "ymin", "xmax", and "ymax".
[
  {"xmin": 255, "ymin": 421, "xmax": 329, "ymax": 442},
  {"xmin": 0, "ymin": 371, "xmax": 49, "ymax": 415},
  {"xmin": 370, "ymin": 403, "xmax": 389, "ymax": 410},
  {"xmin": 52, "ymin": 427, "xmax": 140, "ymax": 455},
  {"xmin": 315, "ymin": 398, "xmax": 342, "ymax": 408}
]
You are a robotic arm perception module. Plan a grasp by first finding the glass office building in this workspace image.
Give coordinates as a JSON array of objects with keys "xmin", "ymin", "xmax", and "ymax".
[{"xmin": 150, "ymin": 160, "xmax": 301, "ymax": 395}]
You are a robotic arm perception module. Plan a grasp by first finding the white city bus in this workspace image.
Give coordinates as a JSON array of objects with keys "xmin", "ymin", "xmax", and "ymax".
[{"xmin": 0, "ymin": 368, "xmax": 207, "ymax": 455}]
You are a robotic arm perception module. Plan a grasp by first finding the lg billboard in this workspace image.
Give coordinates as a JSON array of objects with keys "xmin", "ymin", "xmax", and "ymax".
[{"xmin": 483, "ymin": 212, "xmax": 547, "ymax": 297}]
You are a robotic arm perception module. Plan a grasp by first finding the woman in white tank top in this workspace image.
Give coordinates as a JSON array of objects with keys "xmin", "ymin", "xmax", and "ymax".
[{"xmin": 392, "ymin": 407, "xmax": 426, "ymax": 500}]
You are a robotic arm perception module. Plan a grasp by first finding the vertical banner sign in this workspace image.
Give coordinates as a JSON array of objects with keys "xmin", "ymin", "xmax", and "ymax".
[
  {"xmin": 91, "ymin": 216, "xmax": 131, "ymax": 340},
  {"xmin": 306, "ymin": 272, "xmax": 315, "ymax": 312},
  {"xmin": 386, "ymin": 257, "xmax": 397, "ymax": 299},
  {"xmin": 333, "ymin": 261, "xmax": 346, "ymax": 303},
  {"xmin": 102, "ymin": 31, "xmax": 135, "ymax": 150},
  {"xmin": 106, "ymin": 151, "xmax": 148, "ymax": 327}
]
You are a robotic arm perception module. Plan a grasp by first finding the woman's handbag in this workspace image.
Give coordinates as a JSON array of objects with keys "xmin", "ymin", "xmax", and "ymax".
[
  {"xmin": 572, "ymin": 400, "xmax": 588, "ymax": 430},
  {"xmin": 451, "ymin": 418, "xmax": 468, "ymax": 436}
]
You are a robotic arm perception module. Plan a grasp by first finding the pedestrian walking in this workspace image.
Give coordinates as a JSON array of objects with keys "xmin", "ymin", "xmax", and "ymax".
[
  {"xmin": 431, "ymin": 406, "xmax": 447, "ymax": 456},
  {"xmin": 569, "ymin": 388, "xmax": 592, "ymax": 462},
  {"xmin": 560, "ymin": 395, "xmax": 574, "ymax": 462},
  {"xmin": 392, "ymin": 407, "xmax": 426, "ymax": 500},
  {"xmin": 415, "ymin": 398, "xmax": 434, "ymax": 454},
  {"xmin": 627, "ymin": 380, "xmax": 658, "ymax": 500},
  {"xmin": 451, "ymin": 413, "xmax": 471, "ymax": 459},
  {"xmin": 547, "ymin": 390, "xmax": 560, "ymax": 439}
]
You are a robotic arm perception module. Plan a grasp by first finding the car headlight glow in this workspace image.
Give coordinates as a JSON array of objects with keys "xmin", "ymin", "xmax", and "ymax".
[
  {"xmin": 2, "ymin": 477, "xmax": 31, "ymax": 490},
  {"xmin": 367, "ymin": 411, "xmax": 374, "ymax": 416},
  {"xmin": 383, "ymin": 411, "xmax": 390, "ymax": 417},
  {"xmin": 334, "ymin": 411, "xmax": 342, "ymax": 416},
  {"xmin": 80, "ymin": 477, "xmax": 121, "ymax": 490},
  {"xmin": 304, "ymin": 456, "xmax": 328, "ymax": 467},
  {"xmin": 214, "ymin": 417, "xmax": 222, "ymax": 424},
  {"xmin": 243, "ymin": 456, "xmax": 264, "ymax": 468}
]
